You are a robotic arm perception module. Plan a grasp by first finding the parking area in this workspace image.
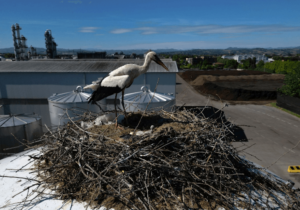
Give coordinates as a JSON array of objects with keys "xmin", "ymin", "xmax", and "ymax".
[{"xmin": 176, "ymin": 74, "xmax": 300, "ymax": 188}]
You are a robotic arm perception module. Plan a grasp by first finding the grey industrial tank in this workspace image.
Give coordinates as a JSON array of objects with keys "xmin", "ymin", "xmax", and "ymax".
[
  {"xmin": 121, "ymin": 86, "xmax": 175, "ymax": 112},
  {"xmin": 0, "ymin": 113, "xmax": 43, "ymax": 156},
  {"xmin": 48, "ymin": 86, "xmax": 106, "ymax": 127}
]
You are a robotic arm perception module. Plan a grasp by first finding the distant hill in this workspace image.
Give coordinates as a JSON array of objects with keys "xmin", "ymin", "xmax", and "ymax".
[
  {"xmin": 0, "ymin": 47, "xmax": 47, "ymax": 54},
  {"xmin": 1, "ymin": 47, "xmax": 300, "ymax": 56}
]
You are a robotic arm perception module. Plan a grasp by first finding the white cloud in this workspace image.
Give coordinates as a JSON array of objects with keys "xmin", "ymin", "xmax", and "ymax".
[
  {"xmin": 110, "ymin": 24, "xmax": 300, "ymax": 35},
  {"xmin": 110, "ymin": 29, "xmax": 133, "ymax": 34},
  {"xmin": 79, "ymin": 27, "xmax": 100, "ymax": 33}
]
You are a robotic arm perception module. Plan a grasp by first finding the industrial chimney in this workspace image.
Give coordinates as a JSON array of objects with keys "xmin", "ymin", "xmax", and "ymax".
[
  {"xmin": 11, "ymin": 23, "xmax": 28, "ymax": 61},
  {"xmin": 45, "ymin": 30, "xmax": 57, "ymax": 59}
]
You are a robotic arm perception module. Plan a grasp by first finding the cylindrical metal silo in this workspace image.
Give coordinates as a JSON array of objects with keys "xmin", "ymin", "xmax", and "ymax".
[
  {"xmin": 0, "ymin": 113, "xmax": 43, "ymax": 157},
  {"xmin": 48, "ymin": 86, "xmax": 106, "ymax": 128},
  {"xmin": 121, "ymin": 86, "xmax": 175, "ymax": 112}
]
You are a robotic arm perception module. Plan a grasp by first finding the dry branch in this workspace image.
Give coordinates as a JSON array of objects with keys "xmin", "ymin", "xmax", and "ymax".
[{"xmin": 2, "ymin": 107, "xmax": 300, "ymax": 210}]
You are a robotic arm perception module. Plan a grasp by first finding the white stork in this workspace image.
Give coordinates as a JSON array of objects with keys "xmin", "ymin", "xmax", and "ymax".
[{"xmin": 83, "ymin": 51, "xmax": 169, "ymax": 125}]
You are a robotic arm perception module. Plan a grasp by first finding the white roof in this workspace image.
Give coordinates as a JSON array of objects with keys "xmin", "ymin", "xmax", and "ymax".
[{"xmin": 0, "ymin": 149, "xmax": 111, "ymax": 210}]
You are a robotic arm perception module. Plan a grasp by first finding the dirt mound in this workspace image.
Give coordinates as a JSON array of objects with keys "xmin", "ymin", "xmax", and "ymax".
[
  {"xmin": 178, "ymin": 70, "xmax": 285, "ymax": 102},
  {"xmin": 191, "ymin": 74, "xmax": 285, "ymax": 86},
  {"xmin": 178, "ymin": 70, "xmax": 270, "ymax": 82},
  {"xmin": 195, "ymin": 83, "xmax": 277, "ymax": 101}
]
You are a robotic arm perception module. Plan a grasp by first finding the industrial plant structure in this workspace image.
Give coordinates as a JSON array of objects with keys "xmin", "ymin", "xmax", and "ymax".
[
  {"xmin": 28, "ymin": 45, "xmax": 38, "ymax": 59},
  {"xmin": 45, "ymin": 30, "xmax": 57, "ymax": 59},
  {"xmin": 11, "ymin": 23, "xmax": 28, "ymax": 61}
]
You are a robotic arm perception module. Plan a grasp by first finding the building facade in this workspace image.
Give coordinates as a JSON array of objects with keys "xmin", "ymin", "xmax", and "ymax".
[
  {"xmin": 186, "ymin": 58, "xmax": 202, "ymax": 65},
  {"xmin": 221, "ymin": 54, "xmax": 271, "ymax": 63}
]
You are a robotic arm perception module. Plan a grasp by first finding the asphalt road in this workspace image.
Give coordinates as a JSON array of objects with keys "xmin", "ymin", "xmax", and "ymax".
[{"xmin": 176, "ymin": 74, "xmax": 300, "ymax": 188}]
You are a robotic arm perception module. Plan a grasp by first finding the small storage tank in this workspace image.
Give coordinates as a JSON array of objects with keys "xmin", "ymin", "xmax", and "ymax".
[
  {"xmin": 0, "ymin": 113, "xmax": 43, "ymax": 156},
  {"xmin": 48, "ymin": 86, "xmax": 106, "ymax": 127},
  {"xmin": 121, "ymin": 86, "xmax": 175, "ymax": 112}
]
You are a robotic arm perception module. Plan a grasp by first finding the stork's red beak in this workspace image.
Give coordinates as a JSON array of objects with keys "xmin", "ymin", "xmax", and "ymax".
[{"xmin": 154, "ymin": 55, "xmax": 169, "ymax": 71}]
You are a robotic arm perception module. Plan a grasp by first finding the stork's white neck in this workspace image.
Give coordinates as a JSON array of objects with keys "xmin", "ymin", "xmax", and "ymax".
[{"xmin": 140, "ymin": 54, "xmax": 152, "ymax": 74}]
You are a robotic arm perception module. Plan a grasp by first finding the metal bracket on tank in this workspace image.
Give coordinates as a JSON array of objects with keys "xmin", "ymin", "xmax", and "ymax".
[
  {"xmin": 141, "ymin": 86, "xmax": 149, "ymax": 92},
  {"xmin": 75, "ymin": 86, "xmax": 83, "ymax": 93}
]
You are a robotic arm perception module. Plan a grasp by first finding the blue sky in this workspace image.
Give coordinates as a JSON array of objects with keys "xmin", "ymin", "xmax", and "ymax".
[{"xmin": 0, "ymin": 0, "xmax": 300, "ymax": 50}]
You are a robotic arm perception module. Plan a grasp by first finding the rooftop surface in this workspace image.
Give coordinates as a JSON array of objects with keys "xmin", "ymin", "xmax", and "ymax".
[{"xmin": 0, "ymin": 60, "xmax": 177, "ymax": 73}]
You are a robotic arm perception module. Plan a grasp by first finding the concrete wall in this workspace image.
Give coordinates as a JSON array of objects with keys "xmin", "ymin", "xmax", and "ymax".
[{"xmin": 0, "ymin": 72, "xmax": 176, "ymax": 131}]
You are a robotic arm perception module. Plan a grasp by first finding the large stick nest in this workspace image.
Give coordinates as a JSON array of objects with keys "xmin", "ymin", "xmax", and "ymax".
[{"xmin": 19, "ymin": 107, "xmax": 300, "ymax": 209}]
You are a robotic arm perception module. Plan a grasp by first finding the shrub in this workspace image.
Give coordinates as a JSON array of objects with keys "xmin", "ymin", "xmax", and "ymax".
[
  {"xmin": 278, "ymin": 64, "xmax": 300, "ymax": 98},
  {"xmin": 180, "ymin": 63, "xmax": 192, "ymax": 69},
  {"xmin": 264, "ymin": 60, "xmax": 299, "ymax": 74},
  {"xmin": 238, "ymin": 64, "xmax": 244, "ymax": 69}
]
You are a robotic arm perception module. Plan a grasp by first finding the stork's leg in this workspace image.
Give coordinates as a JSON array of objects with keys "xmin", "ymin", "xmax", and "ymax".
[
  {"xmin": 114, "ymin": 93, "xmax": 118, "ymax": 128},
  {"xmin": 95, "ymin": 102, "xmax": 104, "ymax": 113},
  {"xmin": 121, "ymin": 90, "xmax": 128, "ymax": 125}
]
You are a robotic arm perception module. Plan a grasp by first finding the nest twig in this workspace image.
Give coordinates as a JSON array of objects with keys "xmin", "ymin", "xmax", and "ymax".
[{"xmin": 1, "ymin": 107, "xmax": 300, "ymax": 210}]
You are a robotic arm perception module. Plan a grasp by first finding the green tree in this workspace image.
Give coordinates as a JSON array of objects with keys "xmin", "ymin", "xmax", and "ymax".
[
  {"xmin": 4, "ymin": 53, "xmax": 15, "ymax": 58},
  {"xmin": 172, "ymin": 55, "xmax": 180, "ymax": 62},
  {"xmin": 225, "ymin": 60, "xmax": 238, "ymax": 69},
  {"xmin": 256, "ymin": 60, "xmax": 265, "ymax": 69},
  {"xmin": 241, "ymin": 58, "xmax": 256, "ymax": 69},
  {"xmin": 203, "ymin": 59, "xmax": 209, "ymax": 66},
  {"xmin": 250, "ymin": 57, "xmax": 257, "ymax": 69},
  {"xmin": 207, "ymin": 65, "xmax": 213, "ymax": 69},
  {"xmin": 278, "ymin": 64, "xmax": 300, "ymax": 98},
  {"xmin": 241, "ymin": 59, "xmax": 250, "ymax": 69},
  {"xmin": 264, "ymin": 60, "xmax": 299, "ymax": 74},
  {"xmin": 238, "ymin": 63, "xmax": 244, "ymax": 69},
  {"xmin": 217, "ymin": 57, "xmax": 228, "ymax": 64},
  {"xmin": 273, "ymin": 56, "xmax": 283, "ymax": 61}
]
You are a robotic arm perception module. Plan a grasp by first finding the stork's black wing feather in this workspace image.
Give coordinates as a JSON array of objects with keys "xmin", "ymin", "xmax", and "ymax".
[{"xmin": 87, "ymin": 76, "xmax": 123, "ymax": 104}]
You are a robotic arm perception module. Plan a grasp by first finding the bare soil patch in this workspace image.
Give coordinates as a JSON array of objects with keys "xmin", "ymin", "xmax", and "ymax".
[
  {"xmin": 178, "ymin": 70, "xmax": 285, "ymax": 103},
  {"xmin": 178, "ymin": 70, "xmax": 271, "ymax": 83}
]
